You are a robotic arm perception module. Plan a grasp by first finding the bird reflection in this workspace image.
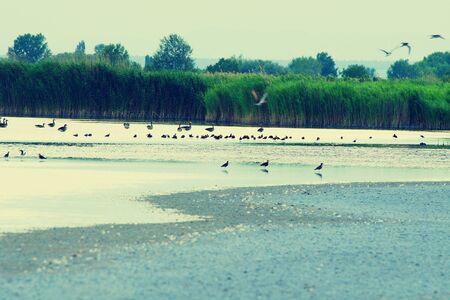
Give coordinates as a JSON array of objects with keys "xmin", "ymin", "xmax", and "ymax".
[
  {"xmin": 260, "ymin": 169, "xmax": 269, "ymax": 173},
  {"xmin": 315, "ymin": 172, "xmax": 323, "ymax": 179}
]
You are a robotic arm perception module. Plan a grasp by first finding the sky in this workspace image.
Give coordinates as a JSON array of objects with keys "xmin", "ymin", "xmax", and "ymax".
[{"xmin": 1, "ymin": 0, "xmax": 449, "ymax": 62}]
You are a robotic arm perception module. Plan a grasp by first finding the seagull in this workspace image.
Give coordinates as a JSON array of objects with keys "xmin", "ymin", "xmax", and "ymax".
[
  {"xmin": 3, "ymin": 151, "xmax": 9, "ymax": 158},
  {"xmin": 400, "ymin": 42, "xmax": 411, "ymax": 55},
  {"xmin": 20, "ymin": 149, "xmax": 26, "ymax": 156},
  {"xmin": 430, "ymin": 34, "xmax": 445, "ymax": 40},
  {"xmin": 38, "ymin": 154, "xmax": 47, "ymax": 160},
  {"xmin": 35, "ymin": 123, "xmax": 45, "ymax": 128},
  {"xmin": 260, "ymin": 160, "xmax": 269, "ymax": 167},
  {"xmin": 253, "ymin": 91, "xmax": 268, "ymax": 106},
  {"xmin": 379, "ymin": 49, "xmax": 392, "ymax": 57},
  {"xmin": 48, "ymin": 119, "xmax": 55, "ymax": 127},
  {"xmin": 314, "ymin": 163, "xmax": 323, "ymax": 171},
  {"xmin": 58, "ymin": 124, "xmax": 67, "ymax": 132},
  {"xmin": 205, "ymin": 125, "xmax": 215, "ymax": 132},
  {"xmin": 221, "ymin": 161, "xmax": 229, "ymax": 168}
]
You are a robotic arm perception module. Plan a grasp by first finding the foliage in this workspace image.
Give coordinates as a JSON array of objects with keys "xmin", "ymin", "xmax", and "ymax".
[
  {"xmin": 387, "ymin": 60, "xmax": 420, "ymax": 79},
  {"xmin": 95, "ymin": 43, "xmax": 130, "ymax": 66},
  {"xmin": 75, "ymin": 41, "xmax": 86, "ymax": 55},
  {"xmin": 288, "ymin": 57, "xmax": 322, "ymax": 75},
  {"xmin": 316, "ymin": 52, "xmax": 337, "ymax": 77},
  {"xmin": 342, "ymin": 64, "xmax": 375, "ymax": 80},
  {"xmin": 147, "ymin": 34, "xmax": 195, "ymax": 71},
  {"xmin": 206, "ymin": 56, "xmax": 286, "ymax": 75},
  {"xmin": 7, "ymin": 33, "xmax": 52, "ymax": 63}
]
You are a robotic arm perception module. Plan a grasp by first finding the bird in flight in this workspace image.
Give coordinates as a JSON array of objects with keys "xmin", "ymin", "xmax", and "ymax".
[
  {"xmin": 400, "ymin": 42, "xmax": 411, "ymax": 55},
  {"xmin": 379, "ymin": 49, "xmax": 392, "ymax": 57},
  {"xmin": 430, "ymin": 34, "xmax": 445, "ymax": 40},
  {"xmin": 252, "ymin": 90, "xmax": 268, "ymax": 106}
]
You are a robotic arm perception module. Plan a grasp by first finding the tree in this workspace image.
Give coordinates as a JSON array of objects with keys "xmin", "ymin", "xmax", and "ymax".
[
  {"xmin": 206, "ymin": 57, "xmax": 240, "ymax": 73},
  {"xmin": 75, "ymin": 41, "xmax": 86, "ymax": 55},
  {"xmin": 288, "ymin": 57, "xmax": 322, "ymax": 75},
  {"xmin": 7, "ymin": 33, "xmax": 51, "ymax": 63},
  {"xmin": 342, "ymin": 64, "xmax": 375, "ymax": 80},
  {"xmin": 150, "ymin": 34, "xmax": 195, "ymax": 71},
  {"xmin": 416, "ymin": 52, "xmax": 450, "ymax": 79},
  {"xmin": 387, "ymin": 60, "xmax": 420, "ymax": 79},
  {"xmin": 95, "ymin": 43, "xmax": 130, "ymax": 65},
  {"xmin": 316, "ymin": 52, "xmax": 337, "ymax": 77}
]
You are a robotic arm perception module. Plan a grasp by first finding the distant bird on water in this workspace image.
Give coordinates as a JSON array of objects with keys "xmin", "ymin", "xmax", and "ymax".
[
  {"xmin": 393, "ymin": 134, "xmax": 398, "ymax": 138},
  {"xmin": 38, "ymin": 154, "xmax": 47, "ymax": 160},
  {"xmin": 48, "ymin": 119, "xmax": 55, "ymax": 127},
  {"xmin": 314, "ymin": 163, "xmax": 323, "ymax": 171},
  {"xmin": 3, "ymin": 151, "xmax": 9, "ymax": 158},
  {"xmin": 20, "ymin": 149, "xmax": 26, "ymax": 156},
  {"xmin": 105, "ymin": 133, "xmax": 110, "ymax": 137},
  {"xmin": 147, "ymin": 122, "xmax": 153, "ymax": 130},
  {"xmin": 257, "ymin": 127, "xmax": 264, "ymax": 132},
  {"xmin": 221, "ymin": 161, "xmax": 229, "ymax": 168},
  {"xmin": 379, "ymin": 49, "xmax": 392, "ymax": 57},
  {"xmin": 123, "ymin": 122, "xmax": 130, "ymax": 129},
  {"xmin": 420, "ymin": 134, "xmax": 425, "ymax": 138},
  {"xmin": 430, "ymin": 34, "xmax": 445, "ymax": 40},
  {"xmin": 400, "ymin": 42, "xmax": 411, "ymax": 55},
  {"xmin": 205, "ymin": 125, "xmax": 215, "ymax": 132},
  {"xmin": 58, "ymin": 124, "xmax": 68, "ymax": 132},
  {"xmin": 35, "ymin": 123, "xmax": 45, "ymax": 128},
  {"xmin": 260, "ymin": 160, "xmax": 269, "ymax": 168}
]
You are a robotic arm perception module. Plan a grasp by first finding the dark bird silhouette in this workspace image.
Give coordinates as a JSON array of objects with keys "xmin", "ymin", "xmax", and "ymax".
[
  {"xmin": 35, "ymin": 123, "xmax": 45, "ymax": 128},
  {"xmin": 430, "ymin": 34, "xmax": 445, "ymax": 40},
  {"xmin": 38, "ymin": 154, "xmax": 47, "ymax": 160},
  {"xmin": 205, "ymin": 125, "xmax": 215, "ymax": 132},
  {"xmin": 105, "ymin": 133, "xmax": 110, "ymax": 137},
  {"xmin": 314, "ymin": 163, "xmax": 323, "ymax": 171},
  {"xmin": 4, "ymin": 151, "xmax": 9, "ymax": 158},
  {"xmin": 177, "ymin": 124, "xmax": 182, "ymax": 132},
  {"xmin": 0, "ymin": 119, "xmax": 8, "ymax": 128},
  {"xmin": 147, "ymin": 133, "xmax": 153, "ymax": 138},
  {"xmin": 58, "ymin": 124, "xmax": 68, "ymax": 132},
  {"xmin": 133, "ymin": 134, "xmax": 138, "ymax": 138},
  {"xmin": 221, "ymin": 161, "xmax": 229, "ymax": 168},
  {"xmin": 257, "ymin": 127, "xmax": 264, "ymax": 132},
  {"xmin": 260, "ymin": 160, "xmax": 269, "ymax": 167},
  {"xmin": 20, "ymin": 149, "xmax": 26, "ymax": 156},
  {"xmin": 393, "ymin": 134, "xmax": 398, "ymax": 138},
  {"xmin": 48, "ymin": 119, "xmax": 55, "ymax": 127},
  {"xmin": 400, "ymin": 42, "xmax": 411, "ymax": 55},
  {"xmin": 316, "ymin": 137, "xmax": 320, "ymax": 141},
  {"xmin": 379, "ymin": 49, "xmax": 392, "ymax": 56},
  {"xmin": 420, "ymin": 135, "xmax": 425, "ymax": 138},
  {"xmin": 353, "ymin": 139, "xmax": 357, "ymax": 143},
  {"xmin": 123, "ymin": 122, "xmax": 130, "ymax": 129},
  {"xmin": 147, "ymin": 122, "xmax": 153, "ymax": 130},
  {"xmin": 340, "ymin": 136, "xmax": 343, "ymax": 140},
  {"xmin": 73, "ymin": 134, "xmax": 79, "ymax": 137}
]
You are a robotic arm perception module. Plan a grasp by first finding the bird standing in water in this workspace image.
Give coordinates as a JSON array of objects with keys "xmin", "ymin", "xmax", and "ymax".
[
  {"xmin": 260, "ymin": 160, "xmax": 269, "ymax": 168},
  {"xmin": 221, "ymin": 161, "xmax": 229, "ymax": 168},
  {"xmin": 314, "ymin": 163, "xmax": 324, "ymax": 171}
]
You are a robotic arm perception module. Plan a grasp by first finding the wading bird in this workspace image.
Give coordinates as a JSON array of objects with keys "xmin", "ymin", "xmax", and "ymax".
[
  {"xmin": 221, "ymin": 161, "xmax": 229, "ymax": 168},
  {"xmin": 393, "ymin": 134, "xmax": 398, "ymax": 138},
  {"xmin": 260, "ymin": 160, "xmax": 269, "ymax": 168},
  {"xmin": 38, "ymin": 154, "xmax": 47, "ymax": 160},
  {"xmin": 314, "ymin": 163, "xmax": 323, "ymax": 171},
  {"xmin": 3, "ymin": 151, "xmax": 9, "ymax": 158}
]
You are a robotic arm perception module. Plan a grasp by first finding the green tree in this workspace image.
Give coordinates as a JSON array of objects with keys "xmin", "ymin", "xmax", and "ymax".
[
  {"xmin": 150, "ymin": 34, "xmax": 195, "ymax": 71},
  {"xmin": 75, "ymin": 40, "xmax": 86, "ymax": 55},
  {"xmin": 342, "ymin": 64, "xmax": 375, "ymax": 80},
  {"xmin": 416, "ymin": 52, "xmax": 450, "ymax": 79},
  {"xmin": 387, "ymin": 60, "xmax": 420, "ymax": 79},
  {"xmin": 7, "ymin": 33, "xmax": 51, "ymax": 63},
  {"xmin": 316, "ymin": 52, "xmax": 337, "ymax": 77},
  {"xmin": 95, "ymin": 43, "xmax": 130, "ymax": 65},
  {"xmin": 288, "ymin": 57, "xmax": 322, "ymax": 75},
  {"xmin": 206, "ymin": 57, "xmax": 241, "ymax": 73}
]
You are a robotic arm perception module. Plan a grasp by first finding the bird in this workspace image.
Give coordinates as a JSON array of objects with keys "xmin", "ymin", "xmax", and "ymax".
[
  {"xmin": 205, "ymin": 125, "xmax": 215, "ymax": 132},
  {"xmin": 260, "ymin": 160, "xmax": 269, "ymax": 168},
  {"xmin": 35, "ymin": 123, "xmax": 45, "ymax": 128},
  {"xmin": 105, "ymin": 133, "xmax": 110, "ymax": 137},
  {"xmin": 221, "ymin": 161, "xmax": 229, "ymax": 168},
  {"xmin": 147, "ymin": 133, "xmax": 153, "ymax": 138},
  {"xmin": 48, "ymin": 119, "xmax": 55, "ymax": 127},
  {"xmin": 177, "ymin": 125, "xmax": 182, "ymax": 132},
  {"xmin": 379, "ymin": 49, "xmax": 392, "ymax": 57},
  {"xmin": 58, "ymin": 124, "xmax": 68, "ymax": 132},
  {"xmin": 20, "ymin": 149, "xmax": 26, "ymax": 156},
  {"xmin": 123, "ymin": 122, "xmax": 130, "ymax": 129},
  {"xmin": 252, "ymin": 90, "xmax": 268, "ymax": 106},
  {"xmin": 257, "ymin": 127, "xmax": 264, "ymax": 132},
  {"xmin": 430, "ymin": 34, "xmax": 445, "ymax": 40},
  {"xmin": 420, "ymin": 135, "xmax": 425, "ymax": 138},
  {"xmin": 3, "ymin": 151, "xmax": 9, "ymax": 158},
  {"xmin": 314, "ymin": 163, "xmax": 323, "ymax": 171},
  {"xmin": 393, "ymin": 134, "xmax": 398, "ymax": 138},
  {"xmin": 316, "ymin": 137, "xmax": 320, "ymax": 141},
  {"xmin": 38, "ymin": 154, "xmax": 47, "ymax": 160},
  {"xmin": 133, "ymin": 134, "xmax": 137, "ymax": 138},
  {"xmin": 181, "ymin": 122, "xmax": 192, "ymax": 131},
  {"xmin": 73, "ymin": 134, "xmax": 79, "ymax": 137},
  {"xmin": 400, "ymin": 42, "xmax": 411, "ymax": 55},
  {"xmin": 147, "ymin": 122, "xmax": 153, "ymax": 130}
]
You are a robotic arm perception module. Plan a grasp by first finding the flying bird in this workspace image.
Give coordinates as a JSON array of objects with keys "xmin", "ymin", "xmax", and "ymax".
[
  {"xmin": 400, "ymin": 42, "xmax": 411, "ymax": 55},
  {"xmin": 221, "ymin": 161, "xmax": 229, "ymax": 168},
  {"xmin": 430, "ymin": 34, "xmax": 445, "ymax": 40},
  {"xmin": 252, "ymin": 90, "xmax": 268, "ymax": 106},
  {"xmin": 379, "ymin": 49, "xmax": 392, "ymax": 57}
]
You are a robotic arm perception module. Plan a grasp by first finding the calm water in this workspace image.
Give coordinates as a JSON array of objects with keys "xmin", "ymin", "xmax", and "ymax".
[{"xmin": 1, "ymin": 117, "xmax": 449, "ymax": 233}]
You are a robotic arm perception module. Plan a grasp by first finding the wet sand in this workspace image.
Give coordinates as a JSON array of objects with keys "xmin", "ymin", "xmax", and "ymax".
[{"xmin": 1, "ymin": 182, "xmax": 449, "ymax": 299}]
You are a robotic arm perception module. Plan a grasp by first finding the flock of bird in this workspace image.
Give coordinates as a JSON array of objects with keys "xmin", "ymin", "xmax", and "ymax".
[{"xmin": 379, "ymin": 34, "xmax": 445, "ymax": 57}]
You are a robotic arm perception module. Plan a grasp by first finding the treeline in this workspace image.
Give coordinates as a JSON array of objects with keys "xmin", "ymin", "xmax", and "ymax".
[{"xmin": 0, "ymin": 60, "xmax": 449, "ymax": 129}]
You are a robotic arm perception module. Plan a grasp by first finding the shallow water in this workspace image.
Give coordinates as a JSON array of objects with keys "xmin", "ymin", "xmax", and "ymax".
[{"xmin": 1, "ymin": 117, "xmax": 449, "ymax": 233}]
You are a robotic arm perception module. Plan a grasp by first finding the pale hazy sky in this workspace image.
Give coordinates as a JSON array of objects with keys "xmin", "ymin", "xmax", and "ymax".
[{"xmin": 1, "ymin": 0, "xmax": 449, "ymax": 61}]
